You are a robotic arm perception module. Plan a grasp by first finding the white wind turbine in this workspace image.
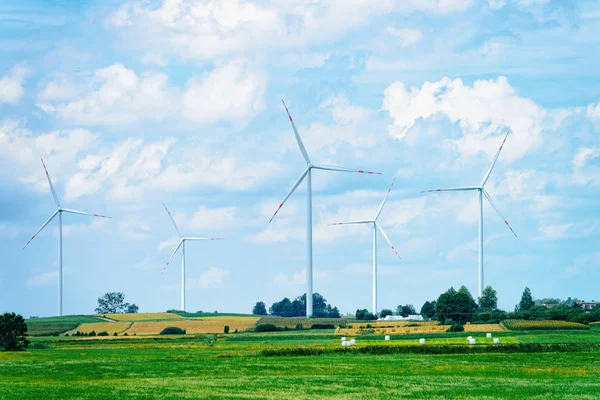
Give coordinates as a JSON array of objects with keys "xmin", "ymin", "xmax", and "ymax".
[
  {"xmin": 422, "ymin": 132, "xmax": 518, "ymax": 298},
  {"xmin": 162, "ymin": 204, "xmax": 224, "ymax": 312},
  {"xmin": 329, "ymin": 176, "xmax": 401, "ymax": 315},
  {"xmin": 23, "ymin": 159, "xmax": 110, "ymax": 317},
  {"xmin": 269, "ymin": 100, "xmax": 381, "ymax": 317}
]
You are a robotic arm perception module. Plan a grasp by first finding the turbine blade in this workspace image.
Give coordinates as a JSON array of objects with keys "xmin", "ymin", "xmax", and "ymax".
[
  {"xmin": 22, "ymin": 210, "xmax": 59, "ymax": 250},
  {"xmin": 376, "ymin": 223, "xmax": 401, "ymax": 259},
  {"xmin": 281, "ymin": 99, "xmax": 310, "ymax": 164},
  {"xmin": 312, "ymin": 164, "xmax": 382, "ymax": 175},
  {"xmin": 328, "ymin": 220, "xmax": 372, "ymax": 226},
  {"xmin": 483, "ymin": 189, "xmax": 518, "ymax": 238},
  {"xmin": 61, "ymin": 208, "xmax": 111, "ymax": 218},
  {"xmin": 184, "ymin": 237, "xmax": 225, "ymax": 241},
  {"xmin": 421, "ymin": 186, "xmax": 479, "ymax": 193},
  {"xmin": 41, "ymin": 158, "xmax": 60, "ymax": 207},
  {"xmin": 269, "ymin": 166, "xmax": 309, "ymax": 223},
  {"xmin": 375, "ymin": 175, "xmax": 397, "ymax": 220},
  {"xmin": 162, "ymin": 239, "xmax": 184, "ymax": 274},
  {"xmin": 481, "ymin": 132, "xmax": 510, "ymax": 187},
  {"xmin": 163, "ymin": 203, "xmax": 182, "ymax": 238}
]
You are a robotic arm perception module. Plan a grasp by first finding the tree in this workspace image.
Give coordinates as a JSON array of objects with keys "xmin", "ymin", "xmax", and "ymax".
[
  {"xmin": 478, "ymin": 286, "xmax": 498, "ymax": 310},
  {"xmin": 0, "ymin": 313, "xmax": 29, "ymax": 351},
  {"xmin": 420, "ymin": 301, "xmax": 436, "ymax": 319},
  {"xmin": 126, "ymin": 304, "xmax": 139, "ymax": 314},
  {"xmin": 252, "ymin": 301, "xmax": 268, "ymax": 315},
  {"xmin": 95, "ymin": 292, "xmax": 138, "ymax": 314},
  {"xmin": 400, "ymin": 304, "xmax": 417, "ymax": 317},
  {"xmin": 380, "ymin": 309, "xmax": 393, "ymax": 318},
  {"xmin": 268, "ymin": 293, "xmax": 340, "ymax": 318},
  {"xmin": 519, "ymin": 287, "xmax": 535, "ymax": 311},
  {"xmin": 435, "ymin": 286, "xmax": 477, "ymax": 325},
  {"xmin": 355, "ymin": 309, "xmax": 377, "ymax": 321}
]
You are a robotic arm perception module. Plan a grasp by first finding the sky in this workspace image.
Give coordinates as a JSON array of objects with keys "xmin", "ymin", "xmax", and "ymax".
[{"xmin": 0, "ymin": 0, "xmax": 599, "ymax": 318}]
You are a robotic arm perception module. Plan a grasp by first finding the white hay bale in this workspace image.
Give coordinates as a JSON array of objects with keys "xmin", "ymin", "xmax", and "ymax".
[
  {"xmin": 385, "ymin": 335, "xmax": 390, "ymax": 341},
  {"xmin": 467, "ymin": 336, "xmax": 473, "ymax": 341},
  {"xmin": 341, "ymin": 337, "xmax": 347, "ymax": 341},
  {"xmin": 419, "ymin": 338, "xmax": 426, "ymax": 344},
  {"xmin": 469, "ymin": 338, "xmax": 476, "ymax": 345},
  {"xmin": 494, "ymin": 338, "xmax": 500, "ymax": 344},
  {"xmin": 350, "ymin": 339, "xmax": 356, "ymax": 345},
  {"xmin": 486, "ymin": 333, "xmax": 492, "ymax": 338},
  {"xmin": 342, "ymin": 341, "xmax": 350, "ymax": 347}
]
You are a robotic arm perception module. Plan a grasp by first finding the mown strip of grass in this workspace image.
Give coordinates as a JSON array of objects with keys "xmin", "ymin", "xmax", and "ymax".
[{"xmin": 262, "ymin": 343, "xmax": 600, "ymax": 357}]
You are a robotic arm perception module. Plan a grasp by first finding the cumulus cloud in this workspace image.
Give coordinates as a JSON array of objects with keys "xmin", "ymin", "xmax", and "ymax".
[
  {"xmin": 382, "ymin": 76, "xmax": 546, "ymax": 162},
  {"xmin": 385, "ymin": 27, "xmax": 422, "ymax": 47},
  {"xmin": 0, "ymin": 63, "xmax": 30, "ymax": 104},
  {"xmin": 107, "ymin": 0, "xmax": 471, "ymax": 60},
  {"xmin": 188, "ymin": 267, "xmax": 230, "ymax": 289},
  {"xmin": 38, "ymin": 61, "xmax": 265, "ymax": 126},
  {"xmin": 27, "ymin": 270, "xmax": 58, "ymax": 288}
]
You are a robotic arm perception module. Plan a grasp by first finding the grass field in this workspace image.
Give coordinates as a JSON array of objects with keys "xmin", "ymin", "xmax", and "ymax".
[
  {"xmin": 69, "ymin": 322, "xmax": 132, "ymax": 335},
  {"xmin": 126, "ymin": 316, "xmax": 260, "ymax": 334},
  {"xmin": 1, "ymin": 329, "xmax": 600, "ymax": 399},
  {"xmin": 25, "ymin": 315, "xmax": 103, "ymax": 336}
]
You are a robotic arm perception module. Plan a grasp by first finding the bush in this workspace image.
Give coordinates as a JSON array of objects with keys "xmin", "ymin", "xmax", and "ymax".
[
  {"xmin": 380, "ymin": 309, "xmax": 393, "ymax": 318},
  {"xmin": 123, "ymin": 333, "xmax": 128, "ymax": 336},
  {"xmin": 97, "ymin": 331, "xmax": 109, "ymax": 337},
  {"xmin": 295, "ymin": 323, "xmax": 303, "ymax": 330},
  {"xmin": 28, "ymin": 341, "xmax": 51, "ymax": 349},
  {"xmin": 255, "ymin": 323, "xmax": 283, "ymax": 332},
  {"xmin": 160, "ymin": 327, "xmax": 186, "ymax": 335},
  {"xmin": 448, "ymin": 323, "xmax": 464, "ymax": 332},
  {"xmin": 113, "ymin": 332, "xmax": 118, "ymax": 336},
  {"xmin": 224, "ymin": 325, "xmax": 230, "ymax": 334},
  {"xmin": 234, "ymin": 329, "xmax": 238, "ymax": 333},
  {"xmin": 89, "ymin": 331, "xmax": 97, "ymax": 337},
  {"xmin": 310, "ymin": 324, "xmax": 335, "ymax": 330},
  {"xmin": 0, "ymin": 313, "xmax": 29, "ymax": 351}
]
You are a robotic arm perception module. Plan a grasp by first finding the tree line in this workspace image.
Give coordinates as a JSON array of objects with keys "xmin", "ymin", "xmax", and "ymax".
[{"xmin": 253, "ymin": 293, "xmax": 340, "ymax": 318}]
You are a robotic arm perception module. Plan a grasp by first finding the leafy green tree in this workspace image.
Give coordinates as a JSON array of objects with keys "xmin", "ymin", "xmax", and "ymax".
[
  {"xmin": 95, "ymin": 292, "xmax": 137, "ymax": 314},
  {"xmin": 355, "ymin": 309, "xmax": 377, "ymax": 321},
  {"xmin": 380, "ymin": 309, "xmax": 393, "ymax": 318},
  {"xmin": 518, "ymin": 287, "xmax": 535, "ymax": 311},
  {"xmin": 0, "ymin": 313, "xmax": 29, "ymax": 351},
  {"xmin": 252, "ymin": 301, "xmax": 268, "ymax": 315},
  {"xmin": 126, "ymin": 304, "xmax": 139, "ymax": 314},
  {"xmin": 478, "ymin": 286, "xmax": 498, "ymax": 310},
  {"xmin": 401, "ymin": 304, "xmax": 417, "ymax": 317},
  {"xmin": 269, "ymin": 293, "xmax": 340, "ymax": 317},
  {"xmin": 420, "ymin": 301, "xmax": 436, "ymax": 319},
  {"xmin": 435, "ymin": 286, "xmax": 477, "ymax": 324}
]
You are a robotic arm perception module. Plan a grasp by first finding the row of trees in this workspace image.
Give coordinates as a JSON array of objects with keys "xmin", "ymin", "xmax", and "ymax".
[{"xmin": 253, "ymin": 293, "xmax": 340, "ymax": 318}]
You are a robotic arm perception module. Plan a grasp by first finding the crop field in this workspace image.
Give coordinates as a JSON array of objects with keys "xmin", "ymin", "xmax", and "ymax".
[
  {"xmin": 338, "ymin": 324, "xmax": 449, "ymax": 336},
  {"xmin": 25, "ymin": 315, "xmax": 103, "ymax": 336},
  {"xmin": 100, "ymin": 312, "xmax": 184, "ymax": 321},
  {"xmin": 257, "ymin": 316, "xmax": 347, "ymax": 329},
  {"xmin": 68, "ymin": 322, "xmax": 132, "ymax": 335},
  {"xmin": 125, "ymin": 316, "xmax": 260, "ymax": 334},
  {"xmin": 463, "ymin": 323, "xmax": 507, "ymax": 332},
  {"xmin": 2, "ymin": 328, "xmax": 600, "ymax": 399},
  {"xmin": 503, "ymin": 319, "xmax": 589, "ymax": 331}
]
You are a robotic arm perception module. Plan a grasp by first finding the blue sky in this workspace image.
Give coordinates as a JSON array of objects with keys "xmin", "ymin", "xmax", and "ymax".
[{"xmin": 1, "ymin": 0, "xmax": 599, "ymax": 317}]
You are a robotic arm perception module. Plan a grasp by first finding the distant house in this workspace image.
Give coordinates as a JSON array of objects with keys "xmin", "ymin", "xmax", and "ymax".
[
  {"xmin": 381, "ymin": 315, "xmax": 424, "ymax": 321},
  {"xmin": 576, "ymin": 300, "xmax": 598, "ymax": 311}
]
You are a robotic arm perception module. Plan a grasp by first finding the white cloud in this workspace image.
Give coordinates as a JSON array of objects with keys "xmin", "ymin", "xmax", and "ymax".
[
  {"xmin": 158, "ymin": 237, "xmax": 180, "ymax": 252},
  {"xmin": 572, "ymin": 147, "xmax": 600, "ymax": 169},
  {"xmin": 272, "ymin": 268, "xmax": 327, "ymax": 286},
  {"xmin": 385, "ymin": 27, "xmax": 422, "ymax": 47},
  {"xmin": 188, "ymin": 267, "xmax": 230, "ymax": 289},
  {"xmin": 139, "ymin": 53, "xmax": 168, "ymax": 67},
  {"xmin": 537, "ymin": 223, "xmax": 572, "ymax": 240},
  {"xmin": 382, "ymin": 76, "xmax": 546, "ymax": 162},
  {"xmin": 181, "ymin": 60, "xmax": 266, "ymax": 124},
  {"xmin": 107, "ymin": 0, "xmax": 471, "ymax": 61},
  {"xmin": 38, "ymin": 61, "xmax": 266, "ymax": 126},
  {"xmin": 27, "ymin": 271, "xmax": 58, "ymax": 288},
  {"xmin": 179, "ymin": 206, "xmax": 239, "ymax": 231},
  {"xmin": 0, "ymin": 63, "xmax": 30, "ymax": 104}
]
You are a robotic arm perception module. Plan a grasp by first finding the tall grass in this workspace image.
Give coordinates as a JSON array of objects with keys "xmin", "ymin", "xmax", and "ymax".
[{"xmin": 502, "ymin": 320, "xmax": 589, "ymax": 331}]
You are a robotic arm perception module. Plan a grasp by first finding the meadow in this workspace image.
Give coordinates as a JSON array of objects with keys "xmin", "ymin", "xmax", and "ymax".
[{"xmin": 1, "ymin": 317, "xmax": 600, "ymax": 399}]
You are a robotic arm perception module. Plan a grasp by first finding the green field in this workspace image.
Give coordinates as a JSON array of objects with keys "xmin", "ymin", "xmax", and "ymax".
[
  {"xmin": 2, "ymin": 326, "xmax": 600, "ymax": 399},
  {"xmin": 24, "ymin": 315, "xmax": 104, "ymax": 336}
]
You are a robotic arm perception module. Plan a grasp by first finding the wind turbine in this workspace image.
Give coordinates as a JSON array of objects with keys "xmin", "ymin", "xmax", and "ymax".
[
  {"xmin": 422, "ymin": 132, "xmax": 517, "ymax": 298},
  {"xmin": 269, "ymin": 100, "xmax": 381, "ymax": 317},
  {"xmin": 328, "ymin": 176, "xmax": 401, "ymax": 314},
  {"xmin": 23, "ymin": 159, "xmax": 110, "ymax": 316},
  {"xmin": 162, "ymin": 204, "xmax": 224, "ymax": 312}
]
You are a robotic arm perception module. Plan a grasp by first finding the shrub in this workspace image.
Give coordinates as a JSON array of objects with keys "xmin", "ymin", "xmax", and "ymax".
[
  {"xmin": 234, "ymin": 329, "xmax": 238, "ymax": 333},
  {"xmin": 160, "ymin": 326, "xmax": 186, "ymax": 335},
  {"xmin": 28, "ymin": 341, "xmax": 51, "ymax": 349},
  {"xmin": 113, "ymin": 332, "xmax": 118, "ymax": 336},
  {"xmin": 310, "ymin": 323, "xmax": 335, "ymax": 330},
  {"xmin": 205, "ymin": 334, "xmax": 216, "ymax": 346},
  {"xmin": 64, "ymin": 333, "xmax": 69, "ymax": 337},
  {"xmin": 355, "ymin": 309, "xmax": 377, "ymax": 321},
  {"xmin": 255, "ymin": 323, "xmax": 283, "ymax": 332},
  {"xmin": 123, "ymin": 333, "xmax": 128, "ymax": 336},
  {"xmin": 448, "ymin": 323, "xmax": 464, "ymax": 332},
  {"xmin": 295, "ymin": 323, "xmax": 303, "ymax": 330},
  {"xmin": 223, "ymin": 325, "xmax": 230, "ymax": 334},
  {"xmin": 97, "ymin": 331, "xmax": 109, "ymax": 337},
  {"xmin": 380, "ymin": 309, "xmax": 393, "ymax": 318},
  {"xmin": 89, "ymin": 331, "xmax": 97, "ymax": 337}
]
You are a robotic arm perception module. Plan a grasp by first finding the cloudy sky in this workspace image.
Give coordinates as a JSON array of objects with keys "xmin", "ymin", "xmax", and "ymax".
[{"xmin": 1, "ymin": 0, "xmax": 599, "ymax": 317}]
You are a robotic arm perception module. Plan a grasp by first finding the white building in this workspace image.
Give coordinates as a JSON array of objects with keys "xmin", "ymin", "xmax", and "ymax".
[{"xmin": 380, "ymin": 314, "xmax": 424, "ymax": 321}]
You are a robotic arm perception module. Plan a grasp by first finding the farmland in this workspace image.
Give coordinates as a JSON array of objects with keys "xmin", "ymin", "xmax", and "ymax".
[
  {"xmin": 2, "ymin": 326, "xmax": 600, "ymax": 399},
  {"xmin": 502, "ymin": 319, "xmax": 590, "ymax": 331}
]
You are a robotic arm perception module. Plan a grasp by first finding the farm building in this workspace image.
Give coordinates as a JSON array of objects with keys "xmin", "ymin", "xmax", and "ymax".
[
  {"xmin": 381, "ymin": 315, "xmax": 424, "ymax": 321},
  {"xmin": 576, "ymin": 300, "xmax": 598, "ymax": 311}
]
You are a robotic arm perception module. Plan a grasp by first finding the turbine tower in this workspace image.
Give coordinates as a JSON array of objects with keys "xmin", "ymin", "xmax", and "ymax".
[
  {"xmin": 269, "ymin": 100, "xmax": 381, "ymax": 317},
  {"xmin": 23, "ymin": 159, "xmax": 110, "ymax": 316},
  {"xmin": 422, "ymin": 132, "xmax": 517, "ymax": 298},
  {"xmin": 162, "ymin": 204, "xmax": 224, "ymax": 312},
  {"xmin": 329, "ymin": 176, "xmax": 401, "ymax": 314}
]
